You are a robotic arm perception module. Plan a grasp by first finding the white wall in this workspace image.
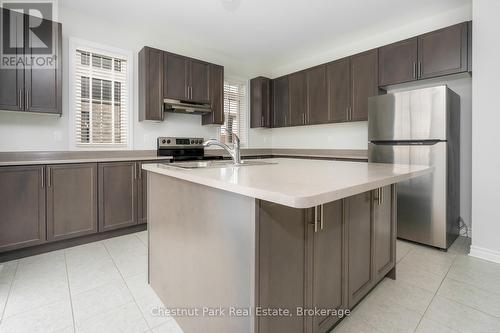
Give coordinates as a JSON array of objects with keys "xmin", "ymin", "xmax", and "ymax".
[
  {"xmin": 469, "ymin": 0, "xmax": 500, "ymax": 263},
  {"xmin": 0, "ymin": 5, "xmax": 269, "ymax": 152}
]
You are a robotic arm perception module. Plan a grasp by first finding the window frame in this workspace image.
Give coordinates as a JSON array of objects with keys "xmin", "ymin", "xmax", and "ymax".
[
  {"xmin": 219, "ymin": 76, "xmax": 249, "ymax": 147},
  {"xmin": 68, "ymin": 37, "xmax": 133, "ymax": 150}
]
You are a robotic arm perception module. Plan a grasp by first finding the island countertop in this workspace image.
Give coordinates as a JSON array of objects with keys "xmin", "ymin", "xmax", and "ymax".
[{"xmin": 142, "ymin": 158, "xmax": 431, "ymax": 208}]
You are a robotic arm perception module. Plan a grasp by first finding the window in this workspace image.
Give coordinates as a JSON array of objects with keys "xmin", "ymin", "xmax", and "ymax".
[
  {"xmin": 220, "ymin": 79, "xmax": 247, "ymax": 145},
  {"xmin": 70, "ymin": 39, "xmax": 132, "ymax": 149}
]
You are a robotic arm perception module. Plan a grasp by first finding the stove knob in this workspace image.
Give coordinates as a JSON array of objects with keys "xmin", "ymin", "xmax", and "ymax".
[
  {"xmin": 161, "ymin": 139, "xmax": 166, "ymax": 144},
  {"xmin": 166, "ymin": 139, "xmax": 171, "ymax": 144},
  {"xmin": 191, "ymin": 140, "xmax": 195, "ymax": 144}
]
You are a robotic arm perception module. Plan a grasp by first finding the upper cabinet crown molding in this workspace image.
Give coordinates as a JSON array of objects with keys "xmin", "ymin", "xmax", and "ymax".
[
  {"xmin": 139, "ymin": 47, "xmax": 223, "ymax": 124},
  {"xmin": 0, "ymin": 8, "xmax": 62, "ymax": 115}
]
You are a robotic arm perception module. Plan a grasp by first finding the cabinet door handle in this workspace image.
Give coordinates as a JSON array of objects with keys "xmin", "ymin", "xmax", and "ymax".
[
  {"xmin": 314, "ymin": 206, "xmax": 319, "ymax": 232},
  {"xmin": 380, "ymin": 187, "xmax": 384, "ymax": 205},
  {"xmin": 133, "ymin": 163, "xmax": 137, "ymax": 180},
  {"xmin": 261, "ymin": 115, "xmax": 264, "ymax": 127},
  {"xmin": 413, "ymin": 62, "xmax": 417, "ymax": 79},
  {"xmin": 47, "ymin": 167, "xmax": 52, "ymax": 188},
  {"xmin": 138, "ymin": 163, "xmax": 142, "ymax": 179},
  {"xmin": 320, "ymin": 204, "xmax": 324, "ymax": 231},
  {"xmin": 25, "ymin": 89, "xmax": 29, "ymax": 110},
  {"xmin": 19, "ymin": 90, "xmax": 23, "ymax": 110},
  {"xmin": 41, "ymin": 167, "xmax": 45, "ymax": 188},
  {"xmin": 418, "ymin": 62, "xmax": 422, "ymax": 78}
]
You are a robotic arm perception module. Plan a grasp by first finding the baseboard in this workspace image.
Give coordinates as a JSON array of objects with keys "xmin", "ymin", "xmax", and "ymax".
[
  {"xmin": 0, "ymin": 223, "xmax": 147, "ymax": 263},
  {"xmin": 469, "ymin": 245, "xmax": 500, "ymax": 264}
]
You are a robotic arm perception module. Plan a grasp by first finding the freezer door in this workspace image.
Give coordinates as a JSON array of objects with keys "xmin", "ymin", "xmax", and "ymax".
[
  {"xmin": 368, "ymin": 142, "xmax": 448, "ymax": 248},
  {"xmin": 368, "ymin": 86, "xmax": 448, "ymax": 142}
]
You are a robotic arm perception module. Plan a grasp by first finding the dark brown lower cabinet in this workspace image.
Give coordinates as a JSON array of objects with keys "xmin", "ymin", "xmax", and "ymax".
[
  {"xmin": 346, "ymin": 190, "xmax": 373, "ymax": 308},
  {"xmin": 309, "ymin": 201, "xmax": 345, "ymax": 333},
  {"xmin": 258, "ymin": 202, "xmax": 307, "ymax": 333},
  {"xmin": 0, "ymin": 165, "xmax": 46, "ymax": 252},
  {"xmin": 98, "ymin": 161, "xmax": 138, "ymax": 231},
  {"xmin": 373, "ymin": 186, "xmax": 395, "ymax": 281},
  {"xmin": 257, "ymin": 200, "xmax": 348, "ymax": 333},
  {"xmin": 257, "ymin": 188, "xmax": 395, "ymax": 333},
  {"xmin": 46, "ymin": 163, "xmax": 98, "ymax": 241}
]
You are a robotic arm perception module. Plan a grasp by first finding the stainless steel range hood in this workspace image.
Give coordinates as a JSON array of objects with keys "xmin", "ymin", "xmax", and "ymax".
[{"xmin": 163, "ymin": 99, "xmax": 212, "ymax": 115}]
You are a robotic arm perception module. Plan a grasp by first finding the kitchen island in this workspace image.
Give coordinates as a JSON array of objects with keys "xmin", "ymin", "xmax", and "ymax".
[{"xmin": 143, "ymin": 158, "xmax": 431, "ymax": 333}]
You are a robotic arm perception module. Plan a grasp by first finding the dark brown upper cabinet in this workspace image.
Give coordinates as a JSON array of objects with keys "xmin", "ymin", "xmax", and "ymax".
[
  {"xmin": 202, "ymin": 64, "xmax": 224, "ymax": 125},
  {"xmin": 0, "ymin": 165, "xmax": 46, "ymax": 252},
  {"xmin": 0, "ymin": 8, "xmax": 62, "ymax": 115},
  {"xmin": 418, "ymin": 22, "xmax": 468, "ymax": 79},
  {"xmin": 163, "ymin": 52, "xmax": 188, "ymax": 101},
  {"xmin": 139, "ymin": 47, "xmax": 223, "ymax": 123},
  {"xmin": 139, "ymin": 47, "xmax": 164, "ymax": 121},
  {"xmin": 379, "ymin": 38, "xmax": 418, "ymax": 86},
  {"xmin": 307, "ymin": 65, "xmax": 329, "ymax": 125},
  {"xmin": 163, "ymin": 52, "xmax": 210, "ymax": 103},
  {"xmin": 289, "ymin": 71, "xmax": 308, "ymax": 126},
  {"xmin": 189, "ymin": 59, "xmax": 210, "ymax": 103},
  {"xmin": 271, "ymin": 75, "xmax": 290, "ymax": 128},
  {"xmin": 350, "ymin": 49, "xmax": 379, "ymax": 122},
  {"xmin": 250, "ymin": 77, "xmax": 271, "ymax": 128},
  {"xmin": 379, "ymin": 22, "xmax": 470, "ymax": 86},
  {"xmin": 327, "ymin": 58, "xmax": 350, "ymax": 123},
  {"xmin": 46, "ymin": 163, "xmax": 98, "ymax": 241}
]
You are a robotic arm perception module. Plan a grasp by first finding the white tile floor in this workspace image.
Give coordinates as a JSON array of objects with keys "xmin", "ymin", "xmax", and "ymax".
[{"xmin": 0, "ymin": 233, "xmax": 498, "ymax": 333}]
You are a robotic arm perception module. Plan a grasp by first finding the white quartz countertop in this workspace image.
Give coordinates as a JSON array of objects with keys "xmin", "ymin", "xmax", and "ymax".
[{"xmin": 143, "ymin": 158, "xmax": 432, "ymax": 208}]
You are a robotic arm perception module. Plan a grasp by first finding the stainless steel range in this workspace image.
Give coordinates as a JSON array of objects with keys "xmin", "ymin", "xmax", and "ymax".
[{"xmin": 157, "ymin": 137, "xmax": 223, "ymax": 161}]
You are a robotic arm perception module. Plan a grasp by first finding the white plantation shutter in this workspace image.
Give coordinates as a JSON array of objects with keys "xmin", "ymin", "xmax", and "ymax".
[
  {"xmin": 220, "ymin": 80, "xmax": 247, "ymax": 145},
  {"xmin": 75, "ymin": 49, "xmax": 128, "ymax": 147}
]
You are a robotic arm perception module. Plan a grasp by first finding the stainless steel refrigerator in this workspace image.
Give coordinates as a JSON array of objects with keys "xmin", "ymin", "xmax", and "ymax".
[{"xmin": 368, "ymin": 86, "xmax": 460, "ymax": 249}]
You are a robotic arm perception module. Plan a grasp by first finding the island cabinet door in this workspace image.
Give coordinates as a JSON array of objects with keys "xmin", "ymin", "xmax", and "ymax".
[
  {"xmin": 137, "ymin": 161, "xmax": 152, "ymax": 225},
  {"xmin": 345, "ymin": 191, "xmax": 374, "ymax": 308},
  {"xmin": 98, "ymin": 162, "xmax": 138, "ymax": 231},
  {"xmin": 46, "ymin": 163, "xmax": 98, "ymax": 241},
  {"xmin": 373, "ymin": 185, "xmax": 396, "ymax": 281},
  {"xmin": 308, "ymin": 201, "xmax": 345, "ymax": 333},
  {"xmin": 257, "ymin": 201, "xmax": 308, "ymax": 333}
]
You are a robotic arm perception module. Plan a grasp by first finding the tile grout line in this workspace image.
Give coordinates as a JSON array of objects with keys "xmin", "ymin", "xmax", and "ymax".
[
  {"xmin": 411, "ymin": 250, "xmax": 461, "ymax": 333},
  {"xmin": 103, "ymin": 236, "xmax": 153, "ymax": 330},
  {"xmin": 0, "ymin": 260, "xmax": 20, "ymax": 325},
  {"xmin": 64, "ymin": 250, "xmax": 77, "ymax": 333}
]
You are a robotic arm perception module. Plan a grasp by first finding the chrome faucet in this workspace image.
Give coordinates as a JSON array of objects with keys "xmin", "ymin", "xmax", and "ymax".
[{"xmin": 203, "ymin": 133, "xmax": 241, "ymax": 165}]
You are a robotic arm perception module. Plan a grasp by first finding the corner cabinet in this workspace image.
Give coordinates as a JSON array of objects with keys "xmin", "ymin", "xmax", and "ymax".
[
  {"xmin": 250, "ymin": 77, "xmax": 271, "ymax": 128},
  {"xmin": 139, "ymin": 46, "xmax": 223, "ymax": 123},
  {"xmin": 256, "ymin": 185, "xmax": 396, "ymax": 333},
  {"xmin": 139, "ymin": 47, "xmax": 164, "ymax": 121},
  {"xmin": 271, "ymin": 75, "xmax": 290, "ymax": 128},
  {"xmin": 0, "ymin": 8, "xmax": 62, "ymax": 115}
]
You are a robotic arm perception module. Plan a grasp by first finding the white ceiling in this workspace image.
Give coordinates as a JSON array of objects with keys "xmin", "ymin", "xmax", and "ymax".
[{"xmin": 61, "ymin": 0, "xmax": 471, "ymax": 73}]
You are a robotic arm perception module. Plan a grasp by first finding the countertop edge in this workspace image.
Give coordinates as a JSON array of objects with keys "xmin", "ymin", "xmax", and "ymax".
[{"xmin": 142, "ymin": 160, "xmax": 433, "ymax": 208}]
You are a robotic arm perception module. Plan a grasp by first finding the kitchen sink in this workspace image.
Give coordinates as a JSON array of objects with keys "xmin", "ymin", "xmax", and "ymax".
[{"xmin": 160, "ymin": 160, "xmax": 277, "ymax": 169}]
